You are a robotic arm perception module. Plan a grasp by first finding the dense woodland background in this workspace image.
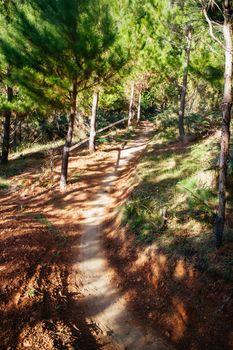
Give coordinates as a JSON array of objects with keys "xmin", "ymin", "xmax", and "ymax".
[
  {"xmin": 0, "ymin": 1, "xmax": 233, "ymax": 349},
  {"xmin": 1, "ymin": 0, "xmax": 232, "ymax": 245}
]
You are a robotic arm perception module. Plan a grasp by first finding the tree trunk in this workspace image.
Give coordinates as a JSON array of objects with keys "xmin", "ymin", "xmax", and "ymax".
[
  {"xmin": 18, "ymin": 118, "xmax": 22, "ymax": 144},
  {"xmin": 13, "ymin": 113, "xmax": 20, "ymax": 150},
  {"xmin": 178, "ymin": 24, "xmax": 192, "ymax": 140},
  {"xmin": 214, "ymin": 1, "xmax": 232, "ymax": 248},
  {"xmin": 89, "ymin": 90, "xmax": 99, "ymax": 153},
  {"xmin": 137, "ymin": 90, "xmax": 142, "ymax": 124},
  {"xmin": 60, "ymin": 79, "xmax": 78, "ymax": 189},
  {"xmin": 1, "ymin": 85, "xmax": 13, "ymax": 164},
  {"xmin": 128, "ymin": 80, "xmax": 135, "ymax": 127}
]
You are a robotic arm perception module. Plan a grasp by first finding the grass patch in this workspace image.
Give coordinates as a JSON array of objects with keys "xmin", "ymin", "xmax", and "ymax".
[
  {"xmin": 122, "ymin": 117, "xmax": 233, "ymax": 280},
  {"xmin": 0, "ymin": 138, "xmax": 66, "ymax": 189},
  {"xmin": 0, "ymin": 154, "xmax": 44, "ymax": 182},
  {"xmin": 0, "ymin": 177, "xmax": 9, "ymax": 190},
  {"xmin": 10, "ymin": 139, "xmax": 65, "ymax": 161},
  {"xmin": 97, "ymin": 129, "xmax": 136, "ymax": 145},
  {"xmin": 123, "ymin": 134, "xmax": 219, "ymax": 243}
]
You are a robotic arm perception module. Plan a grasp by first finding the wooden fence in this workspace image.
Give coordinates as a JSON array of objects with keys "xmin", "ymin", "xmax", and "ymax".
[{"xmin": 69, "ymin": 117, "xmax": 128, "ymax": 152}]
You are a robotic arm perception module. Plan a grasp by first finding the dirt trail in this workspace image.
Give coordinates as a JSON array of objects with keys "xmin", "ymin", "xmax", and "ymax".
[
  {"xmin": 2, "ymin": 123, "xmax": 232, "ymax": 350},
  {"xmin": 75, "ymin": 127, "xmax": 172, "ymax": 350}
]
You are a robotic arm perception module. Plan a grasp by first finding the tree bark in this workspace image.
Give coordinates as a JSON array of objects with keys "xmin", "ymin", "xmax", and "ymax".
[
  {"xmin": 214, "ymin": 1, "xmax": 232, "ymax": 247},
  {"xmin": 89, "ymin": 90, "xmax": 99, "ymax": 153},
  {"xmin": 18, "ymin": 118, "xmax": 22, "ymax": 144},
  {"xmin": 60, "ymin": 79, "xmax": 78, "ymax": 189},
  {"xmin": 13, "ymin": 113, "xmax": 21, "ymax": 150},
  {"xmin": 137, "ymin": 90, "xmax": 142, "ymax": 124},
  {"xmin": 128, "ymin": 80, "xmax": 135, "ymax": 127},
  {"xmin": 1, "ymin": 85, "xmax": 13, "ymax": 164},
  {"xmin": 178, "ymin": 24, "xmax": 192, "ymax": 140}
]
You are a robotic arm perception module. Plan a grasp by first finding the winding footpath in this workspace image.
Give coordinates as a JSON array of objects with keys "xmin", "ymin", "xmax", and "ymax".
[{"xmin": 76, "ymin": 126, "xmax": 173, "ymax": 350}]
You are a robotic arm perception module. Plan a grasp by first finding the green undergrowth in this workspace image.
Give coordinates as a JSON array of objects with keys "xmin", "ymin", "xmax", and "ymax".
[
  {"xmin": 97, "ymin": 128, "xmax": 136, "ymax": 145},
  {"xmin": 10, "ymin": 139, "xmax": 64, "ymax": 161},
  {"xmin": 156, "ymin": 108, "xmax": 222, "ymax": 140},
  {"xmin": 0, "ymin": 176, "xmax": 9, "ymax": 190},
  {"xmin": 122, "ymin": 114, "xmax": 233, "ymax": 281},
  {"xmin": 0, "ymin": 156, "xmax": 41, "ymax": 191},
  {"xmin": 0, "ymin": 127, "xmax": 136, "ymax": 192},
  {"xmin": 0, "ymin": 139, "xmax": 64, "ymax": 189},
  {"xmin": 0, "ymin": 156, "xmax": 40, "ymax": 179}
]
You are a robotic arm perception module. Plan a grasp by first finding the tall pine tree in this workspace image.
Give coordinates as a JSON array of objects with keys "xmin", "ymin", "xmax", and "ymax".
[{"xmin": 0, "ymin": 0, "xmax": 127, "ymax": 187}]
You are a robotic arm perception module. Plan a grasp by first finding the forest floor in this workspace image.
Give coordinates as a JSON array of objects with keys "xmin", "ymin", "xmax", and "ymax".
[{"xmin": 0, "ymin": 121, "xmax": 232, "ymax": 349}]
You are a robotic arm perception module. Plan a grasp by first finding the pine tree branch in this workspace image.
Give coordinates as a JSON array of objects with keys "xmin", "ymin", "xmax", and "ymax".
[
  {"xmin": 203, "ymin": 7, "xmax": 225, "ymax": 49},
  {"xmin": 208, "ymin": 0, "xmax": 224, "ymax": 17}
]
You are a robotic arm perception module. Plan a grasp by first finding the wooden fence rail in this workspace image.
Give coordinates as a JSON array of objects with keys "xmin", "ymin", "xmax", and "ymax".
[{"xmin": 69, "ymin": 117, "xmax": 128, "ymax": 152}]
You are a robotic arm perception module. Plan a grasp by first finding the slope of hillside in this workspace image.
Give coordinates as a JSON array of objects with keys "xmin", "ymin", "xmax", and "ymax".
[{"xmin": 103, "ymin": 118, "xmax": 233, "ymax": 350}]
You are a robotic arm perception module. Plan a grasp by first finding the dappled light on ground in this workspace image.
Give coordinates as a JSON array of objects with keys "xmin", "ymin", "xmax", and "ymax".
[
  {"xmin": 102, "ymin": 131, "xmax": 233, "ymax": 350},
  {"xmin": 0, "ymin": 123, "xmax": 232, "ymax": 349},
  {"xmin": 76, "ymin": 124, "xmax": 170, "ymax": 349}
]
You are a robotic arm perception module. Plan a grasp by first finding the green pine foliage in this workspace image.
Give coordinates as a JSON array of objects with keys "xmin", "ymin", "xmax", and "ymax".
[
  {"xmin": 0, "ymin": 0, "xmax": 127, "ymax": 110},
  {"xmin": 0, "ymin": 0, "xmax": 225, "ymax": 135}
]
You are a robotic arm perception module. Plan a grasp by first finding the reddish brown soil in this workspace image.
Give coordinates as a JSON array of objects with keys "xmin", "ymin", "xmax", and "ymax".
[
  {"xmin": 0, "ymin": 137, "xmax": 119, "ymax": 349},
  {"xmin": 0, "ymin": 124, "xmax": 233, "ymax": 350},
  {"xmin": 102, "ymin": 142, "xmax": 233, "ymax": 350}
]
